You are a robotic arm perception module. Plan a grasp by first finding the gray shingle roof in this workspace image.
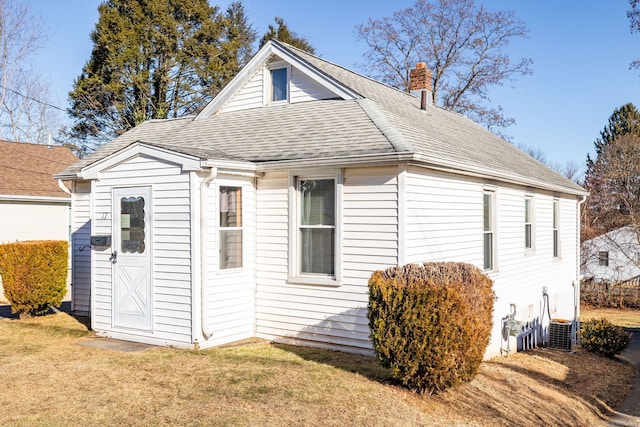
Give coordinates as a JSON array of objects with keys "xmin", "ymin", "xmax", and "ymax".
[
  {"xmin": 285, "ymin": 44, "xmax": 585, "ymax": 194},
  {"xmin": 57, "ymin": 40, "xmax": 586, "ymax": 195}
]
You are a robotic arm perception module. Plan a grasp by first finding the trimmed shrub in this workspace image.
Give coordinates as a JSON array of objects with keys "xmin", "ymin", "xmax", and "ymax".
[
  {"xmin": 368, "ymin": 262, "xmax": 494, "ymax": 395},
  {"xmin": 581, "ymin": 318, "xmax": 630, "ymax": 358},
  {"xmin": 0, "ymin": 240, "xmax": 68, "ymax": 318}
]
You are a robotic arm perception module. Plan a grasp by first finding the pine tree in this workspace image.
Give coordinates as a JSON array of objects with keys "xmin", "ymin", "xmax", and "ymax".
[
  {"xmin": 67, "ymin": 0, "xmax": 255, "ymax": 149},
  {"xmin": 259, "ymin": 17, "xmax": 315, "ymax": 54},
  {"xmin": 593, "ymin": 103, "xmax": 640, "ymax": 156},
  {"xmin": 583, "ymin": 103, "xmax": 640, "ymax": 239}
]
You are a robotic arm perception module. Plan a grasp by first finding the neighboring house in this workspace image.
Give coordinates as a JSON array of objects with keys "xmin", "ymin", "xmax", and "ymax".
[
  {"xmin": 55, "ymin": 40, "xmax": 587, "ymax": 357},
  {"xmin": 582, "ymin": 226, "xmax": 640, "ymax": 282},
  {"xmin": 0, "ymin": 140, "xmax": 77, "ymax": 242},
  {"xmin": 0, "ymin": 140, "xmax": 78, "ymax": 300}
]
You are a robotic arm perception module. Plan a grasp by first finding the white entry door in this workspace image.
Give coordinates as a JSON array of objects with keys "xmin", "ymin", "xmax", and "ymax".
[{"xmin": 112, "ymin": 187, "xmax": 152, "ymax": 331}]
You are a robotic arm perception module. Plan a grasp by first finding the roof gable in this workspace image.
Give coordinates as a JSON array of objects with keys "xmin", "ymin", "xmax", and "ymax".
[
  {"xmin": 195, "ymin": 40, "xmax": 361, "ymax": 119},
  {"xmin": 80, "ymin": 142, "xmax": 204, "ymax": 180},
  {"xmin": 0, "ymin": 140, "xmax": 77, "ymax": 199}
]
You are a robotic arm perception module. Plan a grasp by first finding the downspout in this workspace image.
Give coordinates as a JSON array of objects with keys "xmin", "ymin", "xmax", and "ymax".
[
  {"xmin": 57, "ymin": 179, "xmax": 72, "ymax": 196},
  {"xmin": 58, "ymin": 179, "xmax": 73, "ymax": 310},
  {"xmin": 200, "ymin": 167, "xmax": 217, "ymax": 340},
  {"xmin": 574, "ymin": 194, "xmax": 587, "ymax": 344}
]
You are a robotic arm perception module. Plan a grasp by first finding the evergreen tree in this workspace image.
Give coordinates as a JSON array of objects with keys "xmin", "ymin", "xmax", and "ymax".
[
  {"xmin": 67, "ymin": 0, "xmax": 255, "ymax": 148},
  {"xmin": 259, "ymin": 17, "xmax": 315, "ymax": 54},
  {"xmin": 583, "ymin": 103, "xmax": 640, "ymax": 240},
  {"xmin": 593, "ymin": 103, "xmax": 640, "ymax": 156}
]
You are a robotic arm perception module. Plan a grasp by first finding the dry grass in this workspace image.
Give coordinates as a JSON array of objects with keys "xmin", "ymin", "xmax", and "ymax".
[
  {"xmin": 0, "ymin": 311, "xmax": 635, "ymax": 426},
  {"xmin": 581, "ymin": 306, "xmax": 640, "ymax": 329}
]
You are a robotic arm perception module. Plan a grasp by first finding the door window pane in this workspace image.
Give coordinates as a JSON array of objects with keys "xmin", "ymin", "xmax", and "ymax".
[{"xmin": 120, "ymin": 196, "xmax": 145, "ymax": 254}]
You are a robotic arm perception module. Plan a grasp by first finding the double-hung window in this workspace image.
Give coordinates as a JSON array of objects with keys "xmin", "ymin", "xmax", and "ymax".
[
  {"xmin": 483, "ymin": 192, "xmax": 495, "ymax": 271},
  {"xmin": 524, "ymin": 197, "xmax": 533, "ymax": 250},
  {"xmin": 553, "ymin": 199, "xmax": 560, "ymax": 258},
  {"xmin": 298, "ymin": 178, "xmax": 335, "ymax": 276},
  {"xmin": 219, "ymin": 186, "xmax": 242, "ymax": 269},
  {"xmin": 289, "ymin": 172, "xmax": 341, "ymax": 285}
]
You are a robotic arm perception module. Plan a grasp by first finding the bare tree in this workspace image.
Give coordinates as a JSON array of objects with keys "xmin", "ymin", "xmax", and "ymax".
[
  {"xmin": 0, "ymin": 0, "xmax": 61, "ymax": 143},
  {"xmin": 0, "ymin": 70, "xmax": 61, "ymax": 143},
  {"xmin": 518, "ymin": 143, "xmax": 547, "ymax": 165},
  {"xmin": 517, "ymin": 143, "xmax": 583, "ymax": 183},
  {"xmin": 582, "ymin": 133, "xmax": 640, "ymax": 241},
  {"xmin": 357, "ymin": 0, "xmax": 532, "ymax": 132},
  {"xmin": 559, "ymin": 160, "xmax": 583, "ymax": 184}
]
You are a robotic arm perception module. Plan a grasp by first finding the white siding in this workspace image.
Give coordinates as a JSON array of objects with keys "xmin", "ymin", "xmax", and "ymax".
[
  {"xmin": 290, "ymin": 67, "xmax": 336, "ymax": 103},
  {"xmin": 92, "ymin": 155, "xmax": 193, "ymax": 346},
  {"xmin": 581, "ymin": 228, "xmax": 640, "ymax": 282},
  {"xmin": 255, "ymin": 167, "xmax": 398, "ymax": 352},
  {"xmin": 221, "ymin": 62, "xmax": 338, "ymax": 114},
  {"xmin": 203, "ymin": 175, "xmax": 256, "ymax": 346},
  {"xmin": 405, "ymin": 167, "xmax": 580, "ymax": 357},
  {"xmin": 0, "ymin": 200, "xmax": 70, "ymax": 243},
  {"xmin": 222, "ymin": 69, "xmax": 264, "ymax": 112},
  {"xmin": 71, "ymin": 181, "xmax": 91, "ymax": 314}
]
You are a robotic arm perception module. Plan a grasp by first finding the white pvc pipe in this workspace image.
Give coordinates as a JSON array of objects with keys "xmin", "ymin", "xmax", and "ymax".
[{"xmin": 200, "ymin": 168, "xmax": 217, "ymax": 339}]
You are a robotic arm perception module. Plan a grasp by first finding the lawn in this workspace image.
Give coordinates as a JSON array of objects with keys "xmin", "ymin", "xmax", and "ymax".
[{"xmin": 0, "ymin": 309, "xmax": 635, "ymax": 426}]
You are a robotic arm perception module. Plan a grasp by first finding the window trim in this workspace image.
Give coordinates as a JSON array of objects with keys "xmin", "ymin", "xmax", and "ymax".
[
  {"xmin": 288, "ymin": 170, "xmax": 342, "ymax": 286},
  {"xmin": 264, "ymin": 61, "xmax": 291, "ymax": 105},
  {"xmin": 483, "ymin": 190, "xmax": 496, "ymax": 272},
  {"xmin": 217, "ymin": 184, "xmax": 243, "ymax": 271},
  {"xmin": 524, "ymin": 195, "xmax": 534, "ymax": 251},
  {"xmin": 553, "ymin": 198, "xmax": 560, "ymax": 259}
]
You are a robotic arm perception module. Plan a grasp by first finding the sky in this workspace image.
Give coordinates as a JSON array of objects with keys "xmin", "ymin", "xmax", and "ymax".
[{"xmin": 27, "ymin": 0, "xmax": 640, "ymax": 175}]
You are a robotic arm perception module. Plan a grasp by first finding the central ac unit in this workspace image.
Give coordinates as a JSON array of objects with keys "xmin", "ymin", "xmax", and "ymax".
[{"xmin": 549, "ymin": 319, "xmax": 572, "ymax": 351}]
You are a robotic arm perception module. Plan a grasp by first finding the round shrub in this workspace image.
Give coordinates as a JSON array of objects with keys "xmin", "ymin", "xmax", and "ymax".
[
  {"xmin": 368, "ymin": 262, "xmax": 494, "ymax": 395},
  {"xmin": 0, "ymin": 240, "xmax": 68, "ymax": 318},
  {"xmin": 581, "ymin": 318, "xmax": 630, "ymax": 357}
]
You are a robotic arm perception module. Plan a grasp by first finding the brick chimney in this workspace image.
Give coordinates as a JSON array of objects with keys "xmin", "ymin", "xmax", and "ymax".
[{"xmin": 409, "ymin": 62, "xmax": 433, "ymax": 110}]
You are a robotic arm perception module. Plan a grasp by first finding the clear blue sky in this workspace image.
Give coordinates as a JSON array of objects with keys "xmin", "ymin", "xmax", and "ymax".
[{"xmin": 28, "ymin": 0, "xmax": 640, "ymax": 173}]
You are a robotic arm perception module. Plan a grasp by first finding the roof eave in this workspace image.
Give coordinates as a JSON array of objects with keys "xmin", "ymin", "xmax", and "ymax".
[
  {"xmin": 53, "ymin": 171, "xmax": 82, "ymax": 181},
  {"xmin": 0, "ymin": 194, "xmax": 70, "ymax": 203},
  {"xmin": 254, "ymin": 152, "xmax": 415, "ymax": 172},
  {"xmin": 411, "ymin": 154, "xmax": 588, "ymax": 197}
]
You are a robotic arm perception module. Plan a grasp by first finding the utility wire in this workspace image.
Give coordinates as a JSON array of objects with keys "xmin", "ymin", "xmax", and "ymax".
[{"xmin": 0, "ymin": 84, "xmax": 66, "ymax": 111}]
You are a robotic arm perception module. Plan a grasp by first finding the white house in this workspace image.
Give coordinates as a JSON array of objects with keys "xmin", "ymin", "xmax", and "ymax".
[
  {"xmin": 0, "ymin": 140, "xmax": 77, "ymax": 243},
  {"xmin": 55, "ymin": 40, "xmax": 587, "ymax": 357},
  {"xmin": 582, "ymin": 226, "xmax": 640, "ymax": 282}
]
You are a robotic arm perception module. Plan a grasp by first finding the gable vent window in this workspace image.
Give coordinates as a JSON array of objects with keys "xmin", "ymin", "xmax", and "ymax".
[{"xmin": 271, "ymin": 67, "xmax": 288, "ymax": 102}]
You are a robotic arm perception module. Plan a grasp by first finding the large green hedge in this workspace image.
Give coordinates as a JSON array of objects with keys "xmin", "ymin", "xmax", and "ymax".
[
  {"xmin": 0, "ymin": 240, "xmax": 68, "ymax": 317},
  {"xmin": 368, "ymin": 262, "xmax": 494, "ymax": 395}
]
